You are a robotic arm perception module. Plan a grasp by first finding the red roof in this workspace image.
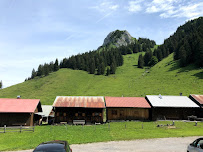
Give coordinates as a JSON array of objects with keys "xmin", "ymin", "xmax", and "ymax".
[
  {"xmin": 190, "ymin": 94, "xmax": 203, "ymax": 105},
  {"xmin": 53, "ymin": 96, "xmax": 105, "ymax": 108},
  {"xmin": 0, "ymin": 98, "xmax": 40, "ymax": 113},
  {"xmin": 105, "ymin": 97, "xmax": 151, "ymax": 108}
]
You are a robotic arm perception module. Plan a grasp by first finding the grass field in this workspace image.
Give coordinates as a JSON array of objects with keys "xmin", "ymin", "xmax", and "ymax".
[
  {"xmin": 0, "ymin": 121, "xmax": 202, "ymax": 151},
  {"xmin": 0, "ymin": 53, "xmax": 202, "ymax": 105}
]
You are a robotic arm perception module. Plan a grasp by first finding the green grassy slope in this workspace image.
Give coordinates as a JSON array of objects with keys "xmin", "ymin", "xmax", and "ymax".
[{"xmin": 0, "ymin": 53, "xmax": 202, "ymax": 105}]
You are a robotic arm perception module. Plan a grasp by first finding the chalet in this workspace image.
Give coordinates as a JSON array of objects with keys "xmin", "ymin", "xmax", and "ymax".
[
  {"xmin": 189, "ymin": 94, "xmax": 203, "ymax": 117},
  {"xmin": 0, "ymin": 98, "xmax": 42, "ymax": 126},
  {"xmin": 146, "ymin": 95, "xmax": 199, "ymax": 120},
  {"xmin": 53, "ymin": 96, "xmax": 105, "ymax": 124},
  {"xmin": 105, "ymin": 97, "xmax": 151, "ymax": 121}
]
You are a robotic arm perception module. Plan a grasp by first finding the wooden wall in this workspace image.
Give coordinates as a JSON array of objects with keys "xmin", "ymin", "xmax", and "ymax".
[
  {"xmin": 0, "ymin": 113, "xmax": 32, "ymax": 126},
  {"xmin": 107, "ymin": 108, "xmax": 149, "ymax": 121},
  {"xmin": 54, "ymin": 107, "xmax": 104, "ymax": 123},
  {"xmin": 151, "ymin": 107, "xmax": 198, "ymax": 120}
]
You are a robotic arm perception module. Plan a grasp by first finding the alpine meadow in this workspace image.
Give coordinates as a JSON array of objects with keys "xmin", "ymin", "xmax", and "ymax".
[{"xmin": 0, "ymin": 18, "xmax": 203, "ymax": 105}]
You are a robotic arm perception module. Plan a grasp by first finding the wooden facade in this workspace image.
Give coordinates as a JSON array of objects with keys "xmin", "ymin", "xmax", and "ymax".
[
  {"xmin": 0, "ymin": 98, "xmax": 42, "ymax": 126},
  {"xmin": 107, "ymin": 107, "xmax": 149, "ymax": 121},
  {"xmin": 189, "ymin": 94, "xmax": 203, "ymax": 117},
  {"xmin": 150, "ymin": 107, "xmax": 197, "ymax": 120},
  {"xmin": 54, "ymin": 107, "xmax": 104, "ymax": 123}
]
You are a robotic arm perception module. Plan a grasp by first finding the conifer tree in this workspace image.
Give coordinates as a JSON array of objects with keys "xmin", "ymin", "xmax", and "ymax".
[
  {"xmin": 0, "ymin": 80, "xmax": 2, "ymax": 89},
  {"xmin": 106, "ymin": 67, "xmax": 110, "ymax": 76},
  {"xmin": 44, "ymin": 63, "xmax": 49, "ymax": 76},
  {"xmin": 54, "ymin": 59, "xmax": 59, "ymax": 71},
  {"xmin": 138, "ymin": 54, "xmax": 144, "ymax": 68},
  {"xmin": 89, "ymin": 58, "xmax": 95, "ymax": 74},
  {"xmin": 100, "ymin": 62, "xmax": 105, "ymax": 75},
  {"xmin": 110, "ymin": 62, "xmax": 116, "ymax": 74},
  {"xmin": 31, "ymin": 68, "xmax": 37, "ymax": 79},
  {"xmin": 37, "ymin": 65, "xmax": 43, "ymax": 76},
  {"xmin": 148, "ymin": 56, "xmax": 158, "ymax": 66},
  {"xmin": 144, "ymin": 49, "xmax": 153, "ymax": 66}
]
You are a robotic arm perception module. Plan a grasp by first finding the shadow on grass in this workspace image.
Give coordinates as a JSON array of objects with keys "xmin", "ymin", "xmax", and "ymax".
[
  {"xmin": 193, "ymin": 71, "xmax": 203, "ymax": 79},
  {"xmin": 166, "ymin": 60, "xmax": 202, "ymax": 79}
]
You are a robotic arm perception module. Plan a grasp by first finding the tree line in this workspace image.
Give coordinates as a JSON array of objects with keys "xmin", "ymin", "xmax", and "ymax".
[
  {"xmin": 0, "ymin": 80, "xmax": 2, "ymax": 89},
  {"xmin": 138, "ymin": 17, "xmax": 203, "ymax": 68},
  {"xmin": 27, "ymin": 37, "xmax": 156, "ymax": 81},
  {"xmin": 27, "ymin": 49, "xmax": 123, "ymax": 80}
]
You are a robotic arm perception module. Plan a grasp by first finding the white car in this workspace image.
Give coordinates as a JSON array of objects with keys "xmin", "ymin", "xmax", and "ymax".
[{"xmin": 187, "ymin": 138, "xmax": 203, "ymax": 152}]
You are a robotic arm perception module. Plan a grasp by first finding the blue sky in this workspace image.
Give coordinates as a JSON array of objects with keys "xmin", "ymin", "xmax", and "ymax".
[{"xmin": 0, "ymin": 0, "xmax": 202, "ymax": 88}]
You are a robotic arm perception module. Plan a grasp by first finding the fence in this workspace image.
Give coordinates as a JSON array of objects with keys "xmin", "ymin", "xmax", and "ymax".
[{"xmin": 0, "ymin": 125, "xmax": 35, "ymax": 133}]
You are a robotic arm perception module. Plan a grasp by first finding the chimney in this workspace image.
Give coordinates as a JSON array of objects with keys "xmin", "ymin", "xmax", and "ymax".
[
  {"xmin": 180, "ymin": 93, "xmax": 182, "ymax": 96},
  {"xmin": 17, "ymin": 95, "xmax": 21, "ymax": 99}
]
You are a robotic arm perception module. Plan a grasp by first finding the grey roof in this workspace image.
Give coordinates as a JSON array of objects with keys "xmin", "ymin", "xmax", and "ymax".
[
  {"xmin": 146, "ymin": 95, "xmax": 199, "ymax": 108},
  {"xmin": 37, "ymin": 105, "xmax": 53, "ymax": 117}
]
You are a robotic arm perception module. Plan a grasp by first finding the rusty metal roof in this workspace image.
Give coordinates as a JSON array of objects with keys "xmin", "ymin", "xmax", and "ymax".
[
  {"xmin": 0, "ymin": 98, "xmax": 40, "ymax": 113},
  {"xmin": 190, "ymin": 94, "xmax": 203, "ymax": 105},
  {"xmin": 53, "ymin": 96, "xmax": 105, "ymax": 108},
  {"xmin": 105, "ymin": 97, "xmax": 151, "ymax": 108}
]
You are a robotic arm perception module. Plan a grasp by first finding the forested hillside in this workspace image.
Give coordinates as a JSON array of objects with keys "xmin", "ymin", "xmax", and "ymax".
[
  {"xmin": 140, "ymin": 17, "xmax": 203, "ymax": 68},
  {"xmin": 0, "ymin": 53, "xmax": 202, "ymax": 105},
  {"xmin": 28, "ymin": 30, "xmax": 156, "ymax": 81}
]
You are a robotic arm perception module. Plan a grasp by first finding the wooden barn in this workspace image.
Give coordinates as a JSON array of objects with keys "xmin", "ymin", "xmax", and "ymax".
[
  {"xmin": 0, "ymin": 98, "xmax": 42, "ymax": 126},
  {"xmin": 189, "ymin": 94, "xmax": 203, "ymax": 117},
  {"xmin": 105, "ymin": 97, "xmax": 151, "ymax": 121},
  {"xmin": 53, "ymin": 96, "xmax": 105, "ymax": 124},
  {"xmin": 146, "ymin": 95, "xmax": 199, "ymax": 120}
]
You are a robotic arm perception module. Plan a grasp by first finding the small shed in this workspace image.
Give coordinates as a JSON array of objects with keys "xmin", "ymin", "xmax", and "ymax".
[
  {"xmin": 53, "ymin": 96, "xmax": 105, "ymax": 124},
  {"xmin": 189, "ymin": 94, "xmax": 203, "ymax": 117},
  {"xmin": 0, "ymin": 98, "xmax": 42, "ymax": 126},
  {"xmin": 146, "ymin": 95, "xmax": 199, "ymax": 120},
  {"xmin": 36, "ymin": 105, "xmax": 54, "ymax": 123},
  {"xmin": 105, "ymin": 97, "xmax": 151, "ymax": 121}
]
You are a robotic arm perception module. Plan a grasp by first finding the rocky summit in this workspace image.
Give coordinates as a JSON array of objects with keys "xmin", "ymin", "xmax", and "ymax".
[{"xmin": 102, "ymin": 30, "xmax": 134, "ymax": 48}]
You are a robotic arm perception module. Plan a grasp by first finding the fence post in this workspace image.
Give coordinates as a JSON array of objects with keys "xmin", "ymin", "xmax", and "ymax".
[
  {"xmin": 142, "ymin": 123, "xmax": 143, "ymax": 129},
  {"xmin": 33, "ymin": 126, "xmax": 35, "ymax": 132},
  {"xmin": 125, "ymin": 124, "xmax": 126, "ymax": 129},
  {"xmin": 108, "ymin": 123, "xmax": 110, "ymax": 131},
  {"xmin": 20, "ymin": 125, "xmax": 22, "ymax": 133},
  {"xmin": 4, "ymin": 125, "xmax": 6, "ymax": 133}
]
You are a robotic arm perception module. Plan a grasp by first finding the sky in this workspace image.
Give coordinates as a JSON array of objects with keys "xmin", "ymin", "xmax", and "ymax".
[{"xmin": 0, "ymin": 0, "xmax": 202, "ymax": 88}]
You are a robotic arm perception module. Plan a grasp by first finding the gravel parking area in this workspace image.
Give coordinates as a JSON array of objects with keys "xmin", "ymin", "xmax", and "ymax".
[{"xmin": 6, "ymin": 136, "xmax": 202, "ymax": 152}]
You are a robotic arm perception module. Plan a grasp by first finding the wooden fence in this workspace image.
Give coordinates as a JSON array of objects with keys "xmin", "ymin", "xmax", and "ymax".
[{"xmin": 0, "ymin": 125, "xmax": 35, "ymax": 133}]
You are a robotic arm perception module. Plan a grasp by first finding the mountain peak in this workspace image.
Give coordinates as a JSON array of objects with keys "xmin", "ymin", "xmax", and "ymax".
[{"xmin": 102, "ymin": 30, "xmax": 134, "ymax": 48}]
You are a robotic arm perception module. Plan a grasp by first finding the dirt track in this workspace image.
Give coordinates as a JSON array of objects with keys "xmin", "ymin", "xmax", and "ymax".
[{"xmin": 5, "ymin": 136, "xmax": 202, "ymax": 152}]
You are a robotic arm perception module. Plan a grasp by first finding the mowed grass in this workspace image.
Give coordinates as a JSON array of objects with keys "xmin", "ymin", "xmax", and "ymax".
[
  {"xmin": 0, "ymin": 121, "xmax": 202, "ymax": 151},
  {"xmin": 0, "ymin": 53, "xmax": 202, "ymax": 105}
]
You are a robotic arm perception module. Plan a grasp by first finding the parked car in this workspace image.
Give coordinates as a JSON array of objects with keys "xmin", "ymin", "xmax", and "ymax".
[
  {"xmin": 187, "ymin": 138, "xmax": 203, "ymax": 152},
  {"xmin": 33, "ymin": 140, "xmax": 72, "ymax": 152}
]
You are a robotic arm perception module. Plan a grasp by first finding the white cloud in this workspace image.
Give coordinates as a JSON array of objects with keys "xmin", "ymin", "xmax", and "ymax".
[
  {"xmin": 145, "ymin": 0, "xmax": 203, "ymax": 19},
  {"xmin": 90, "ymin": 1, "xmax": 119, "ymax": 13},
  {"xmin": 90, "ymin": 1, "xmax": 119, "ymax": 23},
  {"xmin": 168, "ymin": 2, "xmax": 203, "ymax": 19},
  {"xmin": 146, "ymin": 0, "xmax": 176, "ymax": 13},
  {"xmin": 128, "ymin": 1, "xmax": 143, "ymax": 13}
]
